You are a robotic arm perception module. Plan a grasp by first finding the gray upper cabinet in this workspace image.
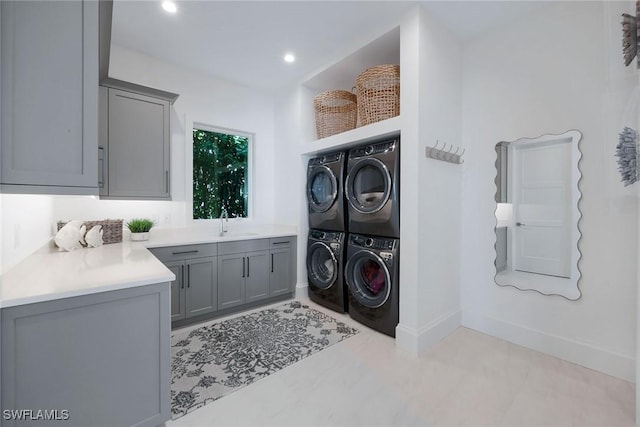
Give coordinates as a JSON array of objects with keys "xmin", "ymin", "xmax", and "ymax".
[
  {"xmin": 101, "ymin": 87, "xmax": 171, "ymax": 199},
  {"xmin": 1, "ymin": 0, "xmax": 98, "ymax": 194}
]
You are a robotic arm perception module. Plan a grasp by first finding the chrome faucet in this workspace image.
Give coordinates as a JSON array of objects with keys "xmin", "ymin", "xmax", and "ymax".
[{"xmin": 220, "ymin": 207, "xmax": 229, "ymax": 236}]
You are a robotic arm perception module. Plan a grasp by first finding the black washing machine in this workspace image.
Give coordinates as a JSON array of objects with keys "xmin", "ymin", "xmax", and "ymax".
[
  {"xmin": 307, "ymin": 229, "xmax": 348, "ymax": 313},
  {"xmin": 307, "ymin": 151, "xmax": 346, "ymax": 232},
  {"xmin": 344, "ymin": 233, "xmax": 399, "ymax": 337},
  {"xmin": 345, "ymin": 138, "xmax": 399, "ymax": 238}
]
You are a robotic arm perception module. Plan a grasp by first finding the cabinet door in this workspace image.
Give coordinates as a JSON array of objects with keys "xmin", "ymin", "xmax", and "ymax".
[
  {"xmin": 269, "ymin": 247, "xmax": 292, "ymax": 297},
  {"xmin": 107, "ymin": 89, "xmax": 170, "ymax": 199},
  {"xmin": 245, "ymin": 251, "xmax": 270, "ymax": 303},
  {"xmin": 217, "ymin": 254, "xmax": 245, "ymax": 310},
  {"xmin": 185, "ymin": 257, "xmax": 217, "ymax": 318},
  {"xmin": 165, "ymin": 260, "xmax": 186, "ymax": 321},
  {"xmin": 1, "ymin": 0, "xmax": 98, "ymax": 193}
]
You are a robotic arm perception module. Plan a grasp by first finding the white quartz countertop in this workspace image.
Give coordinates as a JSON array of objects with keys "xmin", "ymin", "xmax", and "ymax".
[
  {"xmin": 0, "ymin": 224, "xmax": 297, "ymax": 309},
  {"xmin": 143, "ymin": 224, "xmax": 297, "ymax": 248}
]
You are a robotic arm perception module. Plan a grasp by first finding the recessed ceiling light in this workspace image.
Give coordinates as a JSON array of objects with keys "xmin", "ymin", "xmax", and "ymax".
[
  {"xmin": 284, "ymin": 53, "xmax": 295, "ymax": 63},
  {"xmin": 162, "ymin": 1, "xmax": 177, "ymax": 13}
]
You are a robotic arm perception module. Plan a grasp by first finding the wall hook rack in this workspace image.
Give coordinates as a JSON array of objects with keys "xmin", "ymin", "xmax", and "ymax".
[{"xmin": 425, "ymin": 140, "xmax": 465, "ymax": 164}]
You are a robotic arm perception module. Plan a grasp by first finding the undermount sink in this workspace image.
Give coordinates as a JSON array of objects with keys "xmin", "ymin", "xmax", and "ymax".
[{"xmin": 220, "ymin": 231, "xmax": 259, "ymax": 238}]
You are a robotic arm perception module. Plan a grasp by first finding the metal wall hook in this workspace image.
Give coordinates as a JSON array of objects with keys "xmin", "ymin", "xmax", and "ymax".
[{"xmin": 425, "ymin": 140, "xmax": 465, "ymax": 165}]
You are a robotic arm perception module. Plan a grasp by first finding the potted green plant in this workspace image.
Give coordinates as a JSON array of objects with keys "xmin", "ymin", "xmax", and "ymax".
[{"xmin": 126, "ymin": 218, "xmax": 155, "ymax": 241}]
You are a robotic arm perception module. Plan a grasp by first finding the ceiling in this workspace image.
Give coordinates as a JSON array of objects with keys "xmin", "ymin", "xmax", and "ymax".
[{"xmin": 111, "ymin": 1, "xmax": 546, "ymax": 92}]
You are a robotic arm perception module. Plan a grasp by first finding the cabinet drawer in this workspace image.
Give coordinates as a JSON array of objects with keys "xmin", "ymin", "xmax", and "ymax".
[
  {"xmin": 269, "ymin": 236, "xmax": 294, "ymax": 248},
  {"xmin": 218, "ymin": 239, "xmax": 269, "ymax": 255},
  {"xmin": 149, "ymin": 243, "xmax": 217, "ymax": 262}
]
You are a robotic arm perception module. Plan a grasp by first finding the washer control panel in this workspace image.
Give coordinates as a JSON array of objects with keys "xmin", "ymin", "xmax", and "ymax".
[
  {"xmin": 349, "ymin": 139, "xmax": 397, "ymax": 158},
  {"xmin": 349, "ymin": 233, "xmax": 396, "ymax": 250},
  {"xmin": 310, "ymin": 229, "xmax": 344, "ymax": 243},
  {"xmin": 309, "ymin": 151, "xmax": 343, "ymax": 166}
]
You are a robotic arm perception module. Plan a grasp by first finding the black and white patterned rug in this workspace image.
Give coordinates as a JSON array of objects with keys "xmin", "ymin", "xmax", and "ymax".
[{"xmin": 170, "ymin": 300, "xmax": 359, "ymax": 420}]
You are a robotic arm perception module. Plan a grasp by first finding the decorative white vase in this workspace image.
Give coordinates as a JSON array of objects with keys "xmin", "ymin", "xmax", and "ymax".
[{"xmin": 130, "ymin": 232, "xmax": 150, "ymax": 241}]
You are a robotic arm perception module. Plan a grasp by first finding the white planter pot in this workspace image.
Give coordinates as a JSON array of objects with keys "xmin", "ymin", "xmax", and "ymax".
[{"xmin": 130, "ymin": 232, "xmax": 150, "ymax": 241}]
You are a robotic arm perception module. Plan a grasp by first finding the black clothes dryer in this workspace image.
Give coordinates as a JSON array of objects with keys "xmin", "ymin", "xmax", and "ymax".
[
  {"xmin": 344, "ymin": 233, "xmax": 399, "ymax": 337},
  {"xmin": 345, "ymin": 138, "xmax": 399, "ymax": 238},
  {"xmin": 307, "ymin": 151, "xmax": 346, "ymax": 232},
  {"xmin": 307, "ymin": 229, "xmax": 348, "ymax": 313}
]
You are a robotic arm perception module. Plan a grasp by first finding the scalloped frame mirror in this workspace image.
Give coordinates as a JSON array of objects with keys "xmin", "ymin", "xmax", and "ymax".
[{"xmin": 493, "ymin": 130, "xmax": 583, "ymax": 300}]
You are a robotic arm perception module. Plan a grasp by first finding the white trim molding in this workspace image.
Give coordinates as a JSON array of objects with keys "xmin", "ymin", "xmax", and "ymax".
[
  {"xmin": 395, "ymin": 310, "xmax": 461, "ymax": 356},
  {"xmin": 462, "ymin": 311, "xmax": 634, "ymax": 382}
]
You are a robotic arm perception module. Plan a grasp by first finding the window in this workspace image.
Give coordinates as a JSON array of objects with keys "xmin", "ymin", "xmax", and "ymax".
[{"xmin": 192, "ymin": 126, "xmax": 250, "ymax": 219}]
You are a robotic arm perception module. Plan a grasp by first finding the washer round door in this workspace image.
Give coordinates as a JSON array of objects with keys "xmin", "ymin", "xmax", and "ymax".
[
  {"xmin": 345, "ymin": 158, "xmax": 392, "ymax": 214},
  {"xmin": 307, "ymin": 166, "xmax": 338, "ymax": 213},
  {"xmin": 345, "ymin": 250, "xmax": 391, "ymax": 308},
  {"xmin": 307, "ymin": 242, "xmax": 338, "ymax": 290}
]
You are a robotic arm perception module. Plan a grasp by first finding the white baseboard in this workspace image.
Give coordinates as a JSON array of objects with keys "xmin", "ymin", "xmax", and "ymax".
[
  {"xmin": 396, "ymin": 310, "xmax": 461, "ymax": 356},
  {"xmin": 295, "ymin": 282, "xmax": 308, "ymax": 299},
  {"xmin": 462, "ymin": 311, "xmax": 635, "ymax": 382}
]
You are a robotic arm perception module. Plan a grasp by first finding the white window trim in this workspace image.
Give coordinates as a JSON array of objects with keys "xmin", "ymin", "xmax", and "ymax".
[{"xmin": 186, "ymin": 119, "xmax": 254, "ymax": 224}]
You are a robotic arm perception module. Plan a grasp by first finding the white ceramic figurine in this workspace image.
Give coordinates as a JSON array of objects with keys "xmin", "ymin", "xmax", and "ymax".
[
  {"xmin": 54, "ymin": 220, "xmax": 87, "ymax": 251},
  {"xmin": 85, "ymin": 225, "xmax": 104, "ymax": 248}
]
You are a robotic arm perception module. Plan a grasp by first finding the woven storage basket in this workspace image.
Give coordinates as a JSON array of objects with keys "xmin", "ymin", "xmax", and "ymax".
[
  {"xmin": 314, "ymin": 90, "xmax": 357, "ymax": 139},
  {"xmin": 354, "ymin": 64, "xmax": 400, "ymax": 126},
  {"xmin": 57, "ymin": 219, "xmax": 123, "ymax": 244}
]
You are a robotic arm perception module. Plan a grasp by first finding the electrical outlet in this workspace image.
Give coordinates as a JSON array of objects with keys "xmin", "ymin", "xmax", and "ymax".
[{"xmin": 163, "ymin": 213, "xmax": 171, "ymax": 225}]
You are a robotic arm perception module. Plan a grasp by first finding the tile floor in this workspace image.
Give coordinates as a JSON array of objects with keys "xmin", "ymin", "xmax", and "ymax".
[{"xmin": 166, "ymin": 296, "xmax": 635, "ymax": 427}]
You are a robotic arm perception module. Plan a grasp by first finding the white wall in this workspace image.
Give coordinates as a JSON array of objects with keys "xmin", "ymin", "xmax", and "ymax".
[
  {"xmin": 1, "ymin": 194, "xmax": 55, "ymax": 273},
  {"xmin": 273, "ymin": 85, "xmax": 307, "ymax": 285},
  {"xmin": 461, "ymin": 1, "xmax": 638, "ymax": 381},
  {"xmin": 396, "ymin": 6, "xmax": 463, "ymax": 354}
]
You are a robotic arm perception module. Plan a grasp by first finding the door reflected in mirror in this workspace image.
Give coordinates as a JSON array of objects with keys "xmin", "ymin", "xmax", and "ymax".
[{"xmin": 494, "ymin": 130, "xmax": 582, "ymax": 300}]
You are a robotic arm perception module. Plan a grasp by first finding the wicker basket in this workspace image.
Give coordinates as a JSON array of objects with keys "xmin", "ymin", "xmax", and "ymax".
[
  {"xmin": 354, "ymin": 64, "xmax": 400, "ymax": 126},
  {"xmin": 313, "ymin": 90, "xmax": 357, "ymax": 139},
  {"xmin": 57, "ymin": 219, "xmax": 123, "ymax": 245}
]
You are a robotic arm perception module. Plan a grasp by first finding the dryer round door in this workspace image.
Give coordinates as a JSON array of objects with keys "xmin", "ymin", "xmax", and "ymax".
[
  {"xmin": 307, "ymin": 166, "xmax": 338, "ymax": 213},
  {"xmin": 345, "ymin": 158, "xmax": 392, "ymax": 214},
  {"xmin": 307, "ymin": 242, "xmax": 338, "ymax": 290},
  {"xmin": 345, "ymin": 250, "xmax": 392, "ymax": 308}
]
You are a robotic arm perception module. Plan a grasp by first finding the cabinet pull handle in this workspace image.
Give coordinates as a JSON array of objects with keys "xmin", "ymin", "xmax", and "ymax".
[
  {"xmin": 187, "ymin": 264, "xmax": 190, "ymax": 288},
  {"xmin": 272, "ymin": 241, "xmax": 289, "ymax": 245},
  {"xmin": 242, "ymin": 257, "xmax": 245, "ymax": 278},
  {"xmin": 181, "ymin": 264, "xmax": 184, "ymax": 289},
  {"xmin": 247, "ymin": 257, "xmax": 250, "ymax": 277},
  {"xmin": 98, "ymin": 147, "xmax": 105, "ymax": 188},
  {"xmin": 165, "ymin": 171, "xmax": 169, "ymax": 194},
  {"xmin": 271, "ymin": 254, "xmax": 274, "ymax": 273},
  {"xmin": 172, "ymin": 250, "xmax": 198, "ymax": 255}
]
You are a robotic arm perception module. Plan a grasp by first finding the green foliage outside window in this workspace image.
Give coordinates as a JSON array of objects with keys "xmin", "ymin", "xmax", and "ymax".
[{"xmin": 193, "ymin": 128, "xmax": 249, "ymax": 219}]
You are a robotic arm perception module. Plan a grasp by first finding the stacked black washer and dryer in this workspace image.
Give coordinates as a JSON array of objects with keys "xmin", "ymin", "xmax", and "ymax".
[{"xmin": 306, "ymin": 137, "xmax": 400, "ymax": 337}]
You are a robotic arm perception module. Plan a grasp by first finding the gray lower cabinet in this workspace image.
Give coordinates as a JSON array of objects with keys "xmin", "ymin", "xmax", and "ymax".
[
  {"xmin": 165, "ymin": 260, "xmax": 186, "ymax": 321},
  {"xmin": 151, "ymin": 236, "xmax": 296, "ymax": 327},
  {"xmin": 186, "ymin": 257, "xmax": 218, "ymax": 317},
  {"xmin": 270, "ymin": 247, "xmax": 292, "ymax": 297},
  {"xmin": 269, "ymin": 237, "xmax": 295, "ymax": 297},
  {"xmin": 246, "ymin": 251, "xmax": 270, "ymax": 302},
  {"xmin": 1, "ymin": 283, "xmax": 171, "ymax": 427},
  {"xmin": 218, "ymin": 250, "xmax": 270, "ymax": 309},
  {"xmin": 99, "ymin": 86, "xmax": 173, "ymax": 200},
  {"xmin": 148, "ymin": 244, "xmax": 217, "ymax": 323},
  {"xmin": 1, "ymin": 0, "xmax": 98, "ymax": 194}
]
